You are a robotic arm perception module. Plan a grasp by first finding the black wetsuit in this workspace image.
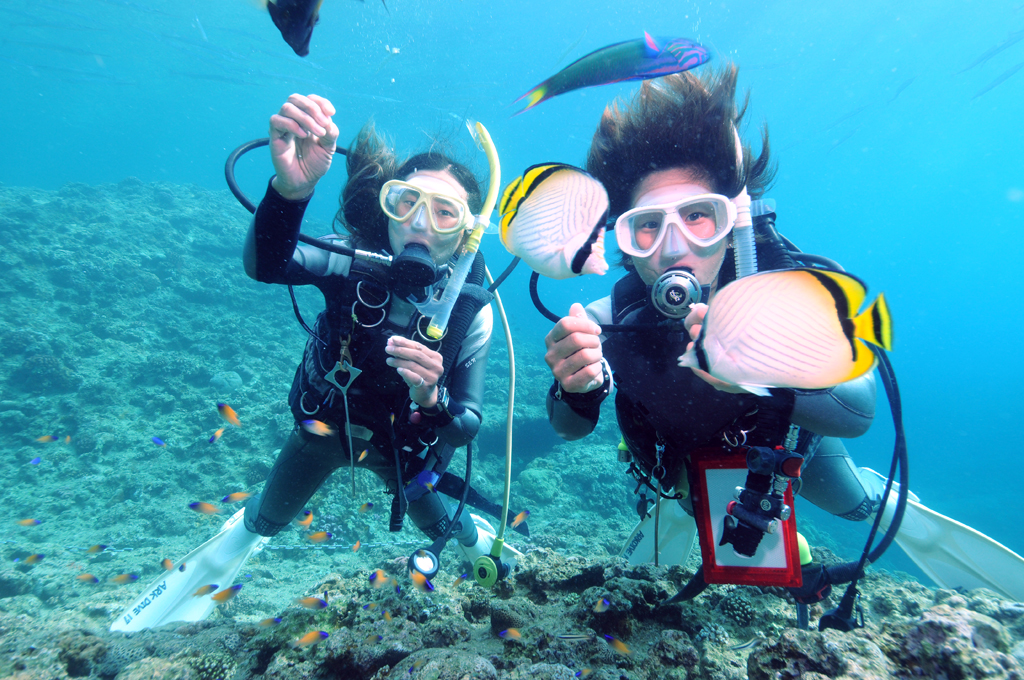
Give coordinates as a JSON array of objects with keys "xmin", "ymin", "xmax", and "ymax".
[
  {"xmin": 240, "ymin": 180, "xmax": 491, "ymax": 539},
  {"xmin": 548, "ymin": 269, "xmax": 880, "ymax": 522}
]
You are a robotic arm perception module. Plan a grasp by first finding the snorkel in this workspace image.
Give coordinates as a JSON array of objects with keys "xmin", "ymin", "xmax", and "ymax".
[
  {"xmin": 424, "ymin": 121, "xmax": 500, "ymax": 340},
  {"xmin": 730, "ymin": 127, "xmax": 758, "ymax": 279}
]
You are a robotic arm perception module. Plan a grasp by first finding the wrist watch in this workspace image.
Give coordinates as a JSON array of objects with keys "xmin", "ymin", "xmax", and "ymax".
[{"xmin": 417, "ymin": 386, "xmax": 455, "ymax": 427}]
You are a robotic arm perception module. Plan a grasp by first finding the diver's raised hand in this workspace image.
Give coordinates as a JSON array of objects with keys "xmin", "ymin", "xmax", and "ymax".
[
  {"xmin": 683, "ymin": 303, "xmax": 747, "ymax": 394},
  {"xmin": 385, "ymin": 335, "xmax": 444, "ymax": 408},
  {"xmin": 544, "ymin": 303, "xmax": 605, "ymax": 393},
  {"xmin": 269, "ymin": 94, "xmax": 339, "ymax": 200}
]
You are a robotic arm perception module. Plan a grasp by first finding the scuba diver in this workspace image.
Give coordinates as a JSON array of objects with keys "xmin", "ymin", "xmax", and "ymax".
[
  {"xmin": 541, "ymin": 66, "xmax": 1024, "ymax": 608},
  {"xmin": 112, "ymin": 93, "xmax": 521, "ymax": 632}
]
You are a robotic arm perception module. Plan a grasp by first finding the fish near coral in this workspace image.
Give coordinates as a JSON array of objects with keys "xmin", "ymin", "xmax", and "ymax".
[
  {"xmin": 217, "ymin": 403, "xmax": 242, "ymax": 427},
  {"xmin": 189, "ymin": 502, "xmax": 222, "ymax": 515},
  {"xmin": 212, "ymin": 584, "xmax": 243, "ymax": 602},
  {"xmin": 292, "ymin": 630, "xmax": 329, "ymax": 648}
]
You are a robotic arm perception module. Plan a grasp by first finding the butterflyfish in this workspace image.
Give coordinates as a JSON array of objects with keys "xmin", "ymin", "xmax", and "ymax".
[
  {"xmin": 189, "ymin": 502, "xmax": 222, "ymax": 515},
  {"xmin": 212, "ymin": 584, "xmax": 243, "ymax": 602},
  {"xmin": 301, "ymin": 419, "xmax": 336, "ymax": 436},
  {"xmin": 217, "ymin": 403, "xmax": 242, "ymax": 428},
  {"xmin": 221, "ymin": 492, "xmax": 251, "ymax": 503},
  {"xmin": 511, "ymin": 510, "xmax": 530, "ymax": 528},
  {"xmin": 209, "ymin": 427, "xmax": 225, "ymax": 443},
  {"xmin": 76, "ymin": 574, "xmax": 99, "ymax": 583},
  {"xmin": 514, "ymin": 32, "xmax": 709, "ymax": 114},
  {"xmin": 295, "ymin": 510, "xmax": 313, "ymax": 527},
  {"xmin": 295, "ymin": 596, "xmax": 328, "ymax": 609},
  {"xmin": 292, "ymin": 630, "xmax": 329, "ymax": 648},
  {"xmin": 499, "ymin": 164, "xmax": 609, "ymax": 280},
  {"xmin": 678, "ymin": 268, "xmax": 893, "ymax": 396},
  {"xmin": 306, "ymin": 531, "xmax": 332, "ymax": 543},
  {"xmin": 111, "ymin": 574, "xmax": 139, "ymax": 584},
  {"xmin": 192, "ymin": 584, "xmax": 219, "ymax": 597}
]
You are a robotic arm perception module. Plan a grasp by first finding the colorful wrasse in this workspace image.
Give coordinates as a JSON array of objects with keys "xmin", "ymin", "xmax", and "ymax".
[
  {"xmin": 678, "ymin": 268, "xmax": 893, "ymax": 396},
  {"xmin": 111, "ymin": 574, "xmax": 139, "ymax": 584},
  {"xmin": 76, "ymin": 573, "xmax": 100, "ymax": 583},
  {"xmin": 292, "ymin": 630, "xmax": 329, "ymax": 648},
  {"xmin": 575, "ymin": 670, "xmax": 592, "ymax": 678},
  {"xmin": 514, "ymin": 32, "xmax": 709, "ymax": 114},
  {"xmin": 260, "ymin": 617, "xmax": 283, "ymax": 627},
  {"xmin": 365, "ymin": 634, "xmax": 383, "ymax": 644},
  {"xmin": 409, "ymin": 570, "xmax": 434, "ymax": 593},
  {"xmin": 151, "ymin": 436, "xmax": 167, "ymax": 447},
  {"xmin": 511, "ymin": 510, "xmax": 531, "ymax": 528},
  {"xmin": 499, "ymin": 628, "xmax": 521, "ymax": 639},
  {"xmin": 604, "ymin": 635, "xmax": 632, "ymax": 655},
  {"xmin": 362, "ymin": 602, "xmax": 378, "ymax": 610},
  {"xmin": 189, "ymin": 502, "xmax": 221, "ymax": 515},
  {"xmin": 212, "ymin": 584, "xmax": 242, "ymax": 602},
  {"xmin": 217, "ymin": 403, "xmax": 242, "ymax": 428},
  {"xmin": 221, "ymin": 492, "xmax": 252, "ymax": 503},
  {"xmin": 294, "ymin": 510, "xmax": 313, "ymax": 527},
  {"xmin": 499, "ymin": 164, "xmax": 609, "ymax": 280},
  {"xmin": 87, "ymin": 544, "xmax": 107, "ymax": 554},
  {"xmin": 358, "ymin": 449, "xmax": 369, "ymax": 462},
  {"xmin": 383, "ymin": 610, "xmax": 392, "ymax": 622},
  {"xmin": 18, "ymin": 519, "xmax": 41, "ymax": 526},
  {"xmin": 358, "ymin": 502, "xmax": 373, "ymax": 514},
  {"xmin": 301, "ymin": 419, "xmax": 336, "ymax": 436},
  {"xmin": 369, "ymin": 569, "xmax": 388, "ymax": 587},
  {"xmin": 209, "ymin": 427, "xmax": 225, "ymax": 443},
  {"xmin": 36, "ymin": 435, "xmax": 58, "ymax": 443},
  {"xmin": 306, "ymin": 531, "xmax": 332, "ymax": 543},
  {"xmin": 295, "ymin": 596, "xmax": 328, "ymax": 609},
  {"xmin": 593, "ymin": 598, "xmax": 610, "ymax": 613},
  {"xmin": 23, "ymin": 554, "xmax": 44, "ymax": 564},
  {"xmin": 453, "ymin": 573, "xmax": 468, "ymax": 587},
  {"xmin": 192, "ymin": 584, "xmax": 219, "ymax": 597},
  {"xmin": 557, "ymin": 634, "xmax": 595, "ymax": 641}
]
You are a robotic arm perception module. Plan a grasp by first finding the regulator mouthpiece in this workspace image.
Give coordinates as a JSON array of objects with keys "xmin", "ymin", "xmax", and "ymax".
[
  {"xmin": 389, "ymin": 243, "xmax": 437, "ymax": 300},
  {"xmin": 650, "ymin": 269, "xmax": 705, "ymax": 319}
]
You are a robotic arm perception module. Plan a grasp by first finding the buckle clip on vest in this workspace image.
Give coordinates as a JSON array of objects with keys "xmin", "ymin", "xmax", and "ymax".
[{"xmin": 689, "ymin": 445, "xmax": 803, "ymax": 587}]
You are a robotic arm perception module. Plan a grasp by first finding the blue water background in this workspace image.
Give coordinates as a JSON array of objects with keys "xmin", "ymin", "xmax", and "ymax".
[{"xmin": 2, "ymin": 0, "xmax": 1022, "ymax": 578}]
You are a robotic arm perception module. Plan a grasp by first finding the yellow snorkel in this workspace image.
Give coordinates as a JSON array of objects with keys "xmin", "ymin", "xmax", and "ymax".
[{"xmin": 425, "ymin": 121, "xmax": 500, "ymax": 340}]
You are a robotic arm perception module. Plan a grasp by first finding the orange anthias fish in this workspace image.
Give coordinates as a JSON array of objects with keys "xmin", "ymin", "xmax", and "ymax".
[
  {"xmin": 604, "ymin": 635, "xmax": 632, "ymax": 655},
  {"xmin": 295, "ymin": 596, "xmax": 328, "ymax": 609},
  {"xmin": 111, "ymin": 574, "xmax": 139, "ymax": 585},
  {"xmin": 358, "ymin": 449, "xmax": 369, "ymax": 462},
  {"xmin": 306, "ymin": 531, "xmax": 332, "ymax": 543},
  {"xmin": 17, "ymin": 519, "xmax": 41, "ymax": 526},
  {"xmin": 358, "ymin": 502, "xmax": 373, "ymax": 514},
  {"xmin": 217, "ymin": 403, "xmax": 242, "ymax": 428},
  {"xmin": 499, "ymin": 628, "xmax": 522, "ymax": 639},
  {"xmin": 453, "ymin": 573, "xmax": 468, "ymax": 587},
  {"xmin": 86, "ymin": 544, "xmax": 107, "ymax": 554},
  {"xmin": 294, "ymin": 510, "xmax": 314, "ymax": 527},
  {"xmin": 209, "ymin": 427, "xmax": 226, "ymax": 443},
  {"xmin": 292, "ymin": 631, "xmax": 329, "ymax": 648},
  {"xmin": 192, "ymin": 584, "xmax": 219, "ymax": 597},
  {"xmin": 301, "ymin": 419, "xmax": 336, "ymax": 437},
  {"xmin": 212, "ymin": 584, "xmax": 243, "ymax": 602},
  {"xmin": 23, "ymin": 554, "xmax": 44, "ymax": 564},
  {"xmin": 221, "ymin": 492, "xmax": 252, "ymax": 503},
  {"xmin": 161, "ymin": 558, "xmax": 174, "ymax": 571},
  {"xmin": 189, "ymin": 502, "xmax": 221, "ymax": 515},
  {"xmin": 352, "ymin": 540, "xmax": 361, "ymax": 552},
  {"xmin": 593, "ymin": 598, "xmax": 611, "ymax": 613},
  {"xmin": 369, "ymin": 569, "xmax": 388, "ymax": 587},
  {"xmin": 409, "ymin": 570, "xmax": 434, "ymax": 593},
  {"xmin": 36, "ymin": 435, "xmax": 58, "ymax": 443},
  {"xmin": 511, "ymin": 510, "xmax": 530, "ymax": 528},
  {"xmin": 76, "ymin": 574, "xmax": 100, "ymax": 583},
  {"xmin": 259, "ymin": 617, "xmax": 283, "ymax": 627}
]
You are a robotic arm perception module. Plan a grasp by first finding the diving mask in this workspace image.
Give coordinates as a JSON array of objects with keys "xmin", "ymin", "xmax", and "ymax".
[
  {"xmin": 379, "ymin": 180, "xmax": 473, "ymax": 235},
  {"xmin": 615, "ymin": 193, "xmax": 737, "ymax": 258}
]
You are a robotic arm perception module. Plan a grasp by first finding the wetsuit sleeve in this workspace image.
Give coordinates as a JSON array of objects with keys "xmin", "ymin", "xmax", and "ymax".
[
  {"xmin": 790, "ymin": 372, "xmax": 876, "ymax": 438},
  {"xmin": 243, "ymin": 177, "xmax": 351, "ymax": 286},
  {"xmin": 433, "ymin": 306, "xmax": 492, "ymax": 448},
  {"xmin": 546, "ymin": 296, "xmax": 612, "ymax": 441}
]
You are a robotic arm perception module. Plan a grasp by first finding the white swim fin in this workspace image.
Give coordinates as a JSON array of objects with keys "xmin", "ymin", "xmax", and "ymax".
[
  {"xmin": 110, "ymin": 509, "xmax": 269, "ymax": 632},
  {"xmin": 862, "ymin": 468, "xmax": 1024, "ymax": 601},
  {"xmin": 456, "ymin": 513, "xmax": 524, "ymax": 575},
  {"xmin": 619, "ymin": 497, "xmax": 699, "ymax": 567}
]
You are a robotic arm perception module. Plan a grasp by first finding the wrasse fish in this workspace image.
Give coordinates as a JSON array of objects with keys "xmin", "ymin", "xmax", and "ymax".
[
  {"xmin": 359, "ymin": 502, "xmax": 373, "ymax": 514},
  {"xmin": 358, "ymin": 449, "xmax": 369, "ymax": 462},
  {"xmin": 557, "ymin": 634, "xmax": 595, "ymax": 641},
  {"xmin": 678, "ymin": 268, "xmax": 893, "ymax": 396},
  {"xmin": 499, "ymin": 628, "xmax": 521, "ymax": 639},
  {"xmin": 409, "ymin": 570, "xmax": 434, "ymax": 593},
  {"xmin": 453, "ymin": 573, "xmax": 468, "ymax": 587},
  {"xmin": 295, "ymin": 510, "xmax": 314, "ymax": 528},
  {"xmin": 383, "ymin": 610, "xmax": 392, "ymax": 622},
  {"xmin": 306, "ymin": 531, "xmax": 332, "ymax": 543},
  {"xmin": 364, "ymin": 634, "xmax": 383, "ymax": 644},
  {"xmin": 209, "ymin": 427, "xmax": 225, "ymax": 443},
  {"xmin": 575, "ymin": 670, "xmax": 592, "ymax": 678},
  {"xmin": 362, "ymin": 602, "xmax": 378, "ymax": 610},
  {"xmin": 212, "ymin": 584, "xmax": 243, "ymax": 602},
  {"xmin": 295, "ymin": 596, "xmax": 328, "ymax": 609},
  {"xmin": 604, "ymin": 634, "xmax": 632, "ymax": 655},
  {"xmin": 161, "ymin": 558, "xmax": 174, "ymax": 571},
  {"xmin": 514, "ymin": 32, "xmax": 709, "ymax": 114},
  {"xmin": 192, "ymin": 584, "xmax": 219, "ymax": 597},
  {"xmin": 189, "ymin": 502, "xmax": 221, "ymax": 515},
  {"xmin": 511, "ymin": 510, "xmax": 530, "ymax": 528},
  {"xmin": 499, "ymin": 164, "xmax": 609, "ymax": 280},
  {"xmin": 301, "ymin": 419, "xmax": 336, "ymax": 436},
  {"xmin": 151, "ymin": 436, "xmax": 167, "ymax": 447},
  {"xmin": 36, "ymin": 435, "xmax": 58, "ymax": 443},
  {"xmin": 221, "ymin": 492, "xmax": 252, "ymax": 503},
  {"xmin": 352, "ymin": 540, "xmax": 361, "ymax": 552},
  {"xmin": 87, "ymin": 544, "xmax": 107, "ymax": 554},
  {"xmin": 260, "ymin": 617, "xmax": 283, "ymax": 627},
  {"xmin": 729, "ymin": 637, "xmax": 761, "ymax": 651},
  {"xmin": 23, "ymin": 554, "xmax": 44, "ymax": 564},
  {"xmin": 217, "ymin": 403, "xmax": 242, "ymax": 428},
  {"xmin": 111, "ymin": 574, "xmax": 139, "ymax": 585},
  {"xmin": 76, "ymin": 573, "xmax": 100, "ymax": 583},
  {"xmin": 291, "ymin": 630, "xmax": 329, "ymax": 648},
  {"xmin": 593, "ymin": 598, "xmax": 610, "ymax": 613},
  {"xmin": 18, "ymin": 519, "xmax": 41, "ymax": 526}
]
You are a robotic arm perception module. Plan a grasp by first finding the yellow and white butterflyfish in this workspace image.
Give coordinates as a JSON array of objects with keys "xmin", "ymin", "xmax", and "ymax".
[
  {"xmin": 677, "ymin": 268, "xmax": 893, "ymax": 395},
  {"xmin": 498, "ymin": 163, "xmax": 609, "ymax": 280}
]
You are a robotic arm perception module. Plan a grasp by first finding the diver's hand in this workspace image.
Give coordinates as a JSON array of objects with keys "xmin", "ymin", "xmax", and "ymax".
[
  {"xmin": 385, "ymin": 336, "xmax": 443, "ymax": 407},
  {"xmin": 683, "ymin": 303, "xmax": 747, "ymax": 394},
  {"xmin": 544, "ymin": 303, "xmax": 605, "ymax": 394},
  {"xmin": 269, "ymin": 94, "xmax": 339, "ymax": 201}
]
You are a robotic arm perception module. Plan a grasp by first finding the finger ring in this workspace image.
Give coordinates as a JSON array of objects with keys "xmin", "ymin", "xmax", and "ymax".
[{"xmin": 417, "ymin": 376, "xmax": 426, "ymax": 388}]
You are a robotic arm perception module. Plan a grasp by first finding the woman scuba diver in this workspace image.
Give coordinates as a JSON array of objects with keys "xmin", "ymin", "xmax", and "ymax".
[
  {"xmin": 541, "ymin": 66, "xmax": 1024, "ymax": 612},
  {"xmin": 112, "ymin": 93, "xmax": 521, "ymax": 632}
]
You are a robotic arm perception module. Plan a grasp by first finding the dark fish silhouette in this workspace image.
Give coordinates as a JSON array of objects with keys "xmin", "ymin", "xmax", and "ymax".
[
  {"xmin": 958, "ymin": 29, "xmax": 1024, "ymax": 74},
  {"xmin": 972, "ymin": 60, "xmax": 1024, "ymax": 100},
  {"xmin": 265, "ymin": 0, "xmax": 388, "ymax": 57}
]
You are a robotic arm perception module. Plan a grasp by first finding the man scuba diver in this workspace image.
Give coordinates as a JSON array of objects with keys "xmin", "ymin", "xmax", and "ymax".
[
  {"xmin": 112, "ymin": 93, "xmax": 521, "ymax": 632},
  {"xmin": 541, "ymin": 66, "xmax": 1024, "ymax": 609}
]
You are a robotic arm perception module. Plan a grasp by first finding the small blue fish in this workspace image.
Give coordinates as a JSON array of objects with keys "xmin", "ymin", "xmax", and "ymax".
[
  {"xmin": 514, "ymin": 32, "xmax": 709, "ymax": 114},
  {"xmin": 29, "ymin": 457, "xmax": 41, "ymax": 465},
  {"xmin": 152, "ymin": 436, "xmax": 167, "ymax": 447}
]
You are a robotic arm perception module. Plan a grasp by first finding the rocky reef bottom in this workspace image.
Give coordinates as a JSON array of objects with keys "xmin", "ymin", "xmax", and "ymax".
[{"xmin": 1, "ymin": 547, "xmax": 1023, "ymax": 680}]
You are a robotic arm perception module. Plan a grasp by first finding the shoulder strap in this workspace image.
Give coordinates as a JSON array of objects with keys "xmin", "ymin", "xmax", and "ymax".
[{"xmin": 611, "ymin": 270, "xmax": 648, "ymax": 324}]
